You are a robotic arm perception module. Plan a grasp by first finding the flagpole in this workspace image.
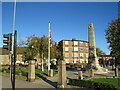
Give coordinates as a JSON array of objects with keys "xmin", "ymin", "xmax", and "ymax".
[{"xmin": 48, "ymin": 22, "xmax": 51, "ymax": 76}]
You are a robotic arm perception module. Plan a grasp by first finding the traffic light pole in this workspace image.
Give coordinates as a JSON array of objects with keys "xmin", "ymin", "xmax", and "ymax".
[
  {"xmin": 11, "ymin": 30, "xmax": 17, "ymax": 90},
  {"xmin": 10, "ymin": 30, "xmax": 17, "ymax": 90},
  {"xmin": 13, "ymin": 30, "xmax": 17, "ymax": 90}
]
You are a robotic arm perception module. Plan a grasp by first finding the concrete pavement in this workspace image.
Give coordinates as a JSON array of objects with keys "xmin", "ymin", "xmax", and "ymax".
[{"xmin": 2, "ymin": 75, "xmax": 55, "ymax": 88}]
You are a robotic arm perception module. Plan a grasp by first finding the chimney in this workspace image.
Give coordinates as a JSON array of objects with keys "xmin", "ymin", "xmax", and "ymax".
[{"xmin": 72, "ymin": 38, "xmax": 76, "ymax": 41}]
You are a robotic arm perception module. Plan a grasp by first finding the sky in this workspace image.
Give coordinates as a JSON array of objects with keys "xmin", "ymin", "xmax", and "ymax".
[{"xmin": 1, "ymin": 2, "xmax": 118, "ymax": 54}]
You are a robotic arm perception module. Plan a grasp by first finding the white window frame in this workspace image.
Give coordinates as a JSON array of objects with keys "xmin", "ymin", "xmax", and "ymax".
[
  {"xmin": 65, "ymin": 47, "xmax": 69, "ymax": 51},
  {"xmin": 65, "ymin": 59, "xmax": 69, "ymax": 63},
  {"xmin": 80, "ymin": 59, "xmax": 84, "ymax": 63},
  {"xmin": 86, "ymin": 59, "xmax": 88, "ymax": 63},
  {"xmin": 65, "ymin": 41, "xmax": 69, "ymax": 45},
  {"xmin": 86, "ymin": 48, "xmax": 88, "ymax": 51},
  {"xmin": 86, "ymin": 43, "xmax": 88, "ymax": 46},
  {"xmin": 65, "ymin": 53, "xmax": 69, "ymax": 57},
  {"xmin": 74, "ymin": 47, "xmax": 78, "ymax": 51},
  {"xmin": 86, "ymin": 54, "xmax": 88, "ymax": 57},
  {"xmin": 80, "ymin": 53, "xmax": 84, "ymax": 57},
  {"xmin": 73, "ymin": 41, "xmax": 78, "ymax": 45},
  {"xmin": 80, "ymin": 42, "xmax": 84, "ymax": 45},
  {"xmin": 72, "ymin": 53, "xmax": 78, "ymax": 57},
  {"xmin": 74, "ymin": 59, "xmax": 78, "ymax": 63}
]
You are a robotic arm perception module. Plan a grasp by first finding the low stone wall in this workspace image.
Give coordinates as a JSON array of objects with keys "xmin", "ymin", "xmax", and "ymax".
[{"xmin": 0, "ymin": 54, "xmax": 23, "ymax": 65}]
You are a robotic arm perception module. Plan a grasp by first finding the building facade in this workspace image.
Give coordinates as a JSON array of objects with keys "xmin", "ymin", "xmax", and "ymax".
[
  {"xmin": 58, "ymin": 39, "xmax": 89, "ymax": 64},
  {"xmin": 0, "ymin": 47, "xmax": 26, "ymax": 65}
]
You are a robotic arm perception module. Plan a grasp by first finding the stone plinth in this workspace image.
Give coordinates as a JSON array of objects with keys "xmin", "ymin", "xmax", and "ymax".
[
  {"xmin": 57, "ymin": 60, "xmax": 66, "ymax": 88},
  {"xmin": 28, "ymin": 60, "xmax": 35, "ymax": 82},
  {"xmin": 90, "ymin": 69, "xmax": 94, "ymax": 77},
  {"xmin": 115, "ymin": 67, "xmax": 119, "ymax": 77},
  {"xmin": 78, "ymin": 71, "xmax": 83, "ymax": 80},
  {"xmin": 49, "ymin": 69, "xmax": 53, "ymax": 77}
]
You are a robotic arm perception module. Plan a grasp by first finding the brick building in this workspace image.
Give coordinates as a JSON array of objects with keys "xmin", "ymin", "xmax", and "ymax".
[{"xmin": 58, "ymin": 39, "xmax": 89, "ymax": 64}]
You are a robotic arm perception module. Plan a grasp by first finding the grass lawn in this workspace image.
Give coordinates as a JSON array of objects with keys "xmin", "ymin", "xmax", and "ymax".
[
  {"xmin": 89, "ymin": 78, "xmax": 120, "ymax": 88},
  {"xmin": 0, "ymin": 65, "xmax": 58, "ymax": 79}
]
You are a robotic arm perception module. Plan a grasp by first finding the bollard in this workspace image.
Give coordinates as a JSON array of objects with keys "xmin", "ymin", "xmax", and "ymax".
[
  {"xmin": 57, "ymin": 60, "xmax": 66, "ymax": 88},
  {"xmin": 115, "ymin": 67, "xmax": 119, "ymax": 77},
  {"xmin": 28, "ymin": 60, "xmax": 35, "ymax": 82},
  {"xmin": 78, "ymin": 71, "xmax": 83, "ymax": 80},
  {"xmin": 90, "ymin": 69, "xmax": 94, "ymax": 77},
  {"xmin": 112, "ymin": 65, "xmax": 115, "ymax": 70},
  {"xmin": 49, "ymin": 69, "xmax": 53, "ymax": 77}
]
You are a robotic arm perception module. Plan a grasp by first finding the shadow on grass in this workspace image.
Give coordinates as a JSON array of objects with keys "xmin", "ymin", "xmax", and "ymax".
[{"xmin": 36, "ymin": 74, "xmax": 57, "ymax": 88}]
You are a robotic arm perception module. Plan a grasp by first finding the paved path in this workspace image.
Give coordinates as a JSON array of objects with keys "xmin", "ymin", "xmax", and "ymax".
[
  {"xmin": 66, "ymin": 69, "xmax": 119, "ymax": 80},
  {"xmin": 2, "ymin": 75, "xmax": 55, "ymax": 88}
]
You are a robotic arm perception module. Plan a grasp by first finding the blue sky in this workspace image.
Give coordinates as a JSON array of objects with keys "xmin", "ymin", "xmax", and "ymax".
[{"xmin": 2, "ymin": 2, "xmax": 118, "ymax": 54}]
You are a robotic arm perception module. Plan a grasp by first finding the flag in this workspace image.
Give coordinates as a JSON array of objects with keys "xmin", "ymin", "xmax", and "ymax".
[
  {"xmin": 50, "ymin": 32, "xmax": 52, "ymax": 47},
  {"xmin": 49, "ymin": 22, "xmax": 52, "ymax": 47}
]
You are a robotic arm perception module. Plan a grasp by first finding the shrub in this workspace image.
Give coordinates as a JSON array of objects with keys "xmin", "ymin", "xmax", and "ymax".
[{"xmin": 69, "ymin": 79, "xmax": 116, "ymax": 89}]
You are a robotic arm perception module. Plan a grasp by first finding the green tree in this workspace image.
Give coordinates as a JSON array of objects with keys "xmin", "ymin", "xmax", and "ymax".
[
  {"xmin": 22, "ymin": 35, "xmax": 58, "ymax": 62},
  {"xmin": 22, "ymin": 35, "xmax": 38, "ymax": 61},
  {"xmin": 105, "ymin": 17, "xmax": 120, "ymax": 65},
  {"xmin": 96, "ymin": 48, "xmax": 106, "ymax": 56},
  {"xmin": 50, "ymin": 42, "xmax": 58, "ymax": 59}
]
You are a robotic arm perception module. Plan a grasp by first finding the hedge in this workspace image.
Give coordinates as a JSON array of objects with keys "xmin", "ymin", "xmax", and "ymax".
[{"xmin": 69, "ymin": 79, "xmax": 116, "ymax": 90}]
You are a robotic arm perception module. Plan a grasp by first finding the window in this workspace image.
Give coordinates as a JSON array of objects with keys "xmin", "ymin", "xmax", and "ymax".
[
  {"xmin": 65, "ymin": 53, "xmax": 69, "ymax": 57},
  {"xmin": 86, "ymin": 43, "xmax": 88, "ymax": 46},
  {"xmin": 74, "ymin": 59, "xmax": 78, "ymax": 63},
  {"xmin": 86, "ymin": 59, "xmax": 88, "ymax": 63},
  {"xmin": 80, "ymin": 47, "xmax": 84, "ymax": 51},
  {"xmin": 72, "ymin": 53, "xmax": 78, "ymax": 57},
  {"xmin": 80, "ymin": 42, "xmax": 84, "ymax": 45},
  {"xmin": 73, "ymin": 41, "xmax": 78, "ymax": 45},
  {"xmin": 82, "ymin": 59, "xmax": 85, "ymax": 63},
  {"xmin": 86, "ymin": 48, "xmax": 88, "ymax": 52},
  {"xmin": 80, "ymin": 53, "xmax": 84, "ymax": 57},
  {"xmin": 80, "ymin": 59, "xmax": 84, "ymax": 63},
  {"xmin": 65, "ymin": 47, "xmax": 69, "ymax": 51},
  {"xmin": 86, "ymin": 54, "xmax": 88, "ymax": 57},
  {"xmin": 65, "ymin": 41, "xmax": 69, "ymax": 45},
  {"xmin": 65, "ymin": 59, "xmax": 69, "ymax": 63},
  {"xmin": 73, "ymin": 47, "xmax": 78, "ymax": 51}
]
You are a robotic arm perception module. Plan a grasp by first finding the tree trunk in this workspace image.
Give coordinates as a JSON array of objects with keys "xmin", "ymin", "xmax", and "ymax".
[{"xmin": 42, "ymin": 52, "xmax": 44, "ymax": 72}]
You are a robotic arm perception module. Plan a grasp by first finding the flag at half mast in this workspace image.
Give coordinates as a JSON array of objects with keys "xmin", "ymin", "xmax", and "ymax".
[{"xmin": 50, "ymin": 31, "xmax": 52, "ymax": 47}]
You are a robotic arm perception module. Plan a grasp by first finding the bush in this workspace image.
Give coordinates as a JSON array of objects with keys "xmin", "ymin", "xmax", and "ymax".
[{"xmin": 69, "ymin": 79, "xmax": 116, "ymax": 89}]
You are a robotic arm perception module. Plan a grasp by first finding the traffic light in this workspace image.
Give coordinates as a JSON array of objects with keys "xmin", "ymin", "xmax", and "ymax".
[{"xmin": 3, "ymin": 33, "xmax": 12, "ymax": 51}]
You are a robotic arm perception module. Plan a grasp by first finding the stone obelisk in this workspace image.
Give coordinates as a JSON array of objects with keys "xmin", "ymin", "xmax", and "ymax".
[{"xmin": 88, "ymin": 23, "xmax": 99, "ymax": 69}]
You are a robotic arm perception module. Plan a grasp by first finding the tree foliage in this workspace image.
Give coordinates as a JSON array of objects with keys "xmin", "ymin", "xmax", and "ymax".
[
  {"xmin": 105, "ymin": 17, "xmax": 120, "ymax": 65},
  {"xmin": 22, "ymin": 35, "xmax": 58, "ymax": 61},
  {"xmin": 96, "ymin": 48, "xmax": 106, "ymax": 56}
]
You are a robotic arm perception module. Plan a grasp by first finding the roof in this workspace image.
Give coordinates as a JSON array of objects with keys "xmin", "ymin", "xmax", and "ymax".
[
  {"xmin": 99, "ymin": 55, "xmax": 113, "ymax": 57},
  {"xmin": 59, "ymin": 39, "xmax": 89, "ymax": 43},
  {"xmin": 0, "ymin": 47, "xmax": 27, "ymax": 55}
]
